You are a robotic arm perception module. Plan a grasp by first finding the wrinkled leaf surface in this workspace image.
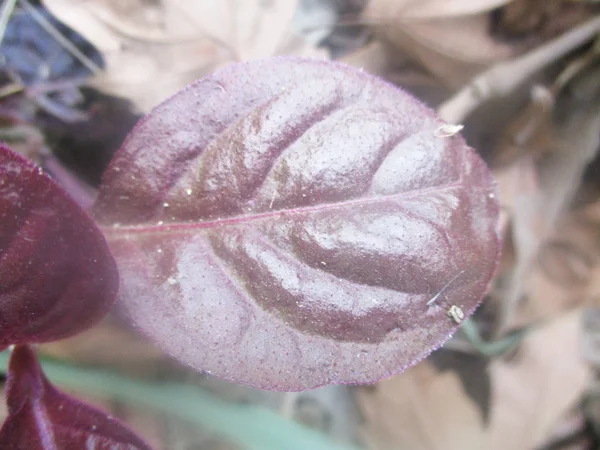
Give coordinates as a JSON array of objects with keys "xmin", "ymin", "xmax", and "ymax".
[
  {"xmin": 0, "ymin": 345, "xmax": 152, "ymax": 450},
  {"xmin": 0, "ymin": 145, "xmax": 118, "ymax": 347},
  {"xmin": 94, "ymin": 58, "xmax": 500, "ymax": 390}
]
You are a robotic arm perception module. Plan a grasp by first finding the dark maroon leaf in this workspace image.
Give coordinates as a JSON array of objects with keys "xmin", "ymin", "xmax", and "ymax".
[
  {"xmin": 93, "ymin": 57, "xmax": 501, "ymax": 390},
  {"xmin": 0, "ymin": 345, "xmax": 152, "ymax": 450},
  {"xmin": 0, "ymin": 145, "xmax": 118, "ymax": 346}
]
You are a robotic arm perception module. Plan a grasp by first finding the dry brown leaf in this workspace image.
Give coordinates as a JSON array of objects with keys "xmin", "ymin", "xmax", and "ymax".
[
  {"xmin": 358, "ymin": 362, "xmax": 487, "ymax": 450},
  {"xmin": 492, "ymin": 86, "xmax": 556, "ymax": 167},
  {"xmin": 525, "ymin": 201, "xmax": 600, "ymax": 347},
  {"xmin": 511, "ymin": 69, "xmax": 599, "ymax": 330},
  {"xmin": 485, "ymin": 310, "xmax": 590, "ymax": 449},
  {"xmin": 363, "ymin": 1, "xmax": 515, "ymax": 87},
  {"xmin": 494, "ymin": 146, "xmax": 542, "ymax": 233},
  {"xmin": 341, "ymin": 41, "xmax": 399, "ymax": 79},
  {"xmin": 499, "ymin": 0, "xmax": 563, "ymax": 36},
  {"xmin": 519, "ymin": 204, "xmax": 600, "ymax": 326},
  {"xmin": 493, "ymin": 155, "xmax": 547, "ymax": 330},
  {"xmin": 534, "ymin": 407, "xmax": 590, "ymax": 450},
  {"xmin": 365, "ymin": 0, "xmax": 514, "ymax": 20},
  {"xmin": 484, "ymin": 59, "xmax": 600, "ymax": 334},
  {"xmin": 42, "ymin": 0, "xmax": 325, "ymax": 111},
  {"xmin": 340, "ymin": 40, "xmax": 450, "ymax": 106},
  {"xmin": 358, "ymin": 310, "xmax": 591, "ymax": 450},
  {"xmin": 582, "ymin": 304, "xmax": 600, "ymax": 369},
  {"xmin": 497, "ymin": 0, "xmax": 600, "ymax": 40},
  {"xmin": 494, "ymin": 165, "xmax": 600, "ymax": 329}
]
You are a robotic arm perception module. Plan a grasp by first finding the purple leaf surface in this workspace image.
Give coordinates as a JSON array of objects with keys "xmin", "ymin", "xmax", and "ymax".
[
  {"xmin": 93, "ymin": 57, "xmax": 501, "ymax": 390},
  {"xmin": 0, "ymin": 345, "xmax": 152, "ymax": 450},
  {"xmin": 0, "ymin": 145, "xmax": 118, "ymax": 347}
]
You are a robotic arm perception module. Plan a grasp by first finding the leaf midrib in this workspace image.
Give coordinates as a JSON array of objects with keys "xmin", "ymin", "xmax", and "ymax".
[{"xmin": 100, "ymin": 182, "xmax": 463, "ymax": 236}]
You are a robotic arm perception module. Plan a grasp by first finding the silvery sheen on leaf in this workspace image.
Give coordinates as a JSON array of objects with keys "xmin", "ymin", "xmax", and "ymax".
[{"xmin": 93, "ymin": 57, "xmax": 501, "ymax": 391}]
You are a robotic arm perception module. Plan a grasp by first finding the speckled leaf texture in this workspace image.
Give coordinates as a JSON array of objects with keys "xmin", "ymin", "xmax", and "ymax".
[
  {"xmin": 93, "ymin": 58, "xmax": 501, "ymax": 391},
  {"xmin": 0, "ymin": 345, "xmax": 152, "ymax": 450},
  {"xmin": 0, "ymin": 145, "xmax": 118, "ymax": 348}
]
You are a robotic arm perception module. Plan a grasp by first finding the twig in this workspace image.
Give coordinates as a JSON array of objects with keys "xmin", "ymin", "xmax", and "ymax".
[
  {"xmin": 32, "ymin": 93, "xmax": 89, "ymax": 123},
  {"xmin": 25, "ymin": 76, "xmax": 89, "ymax": 96},
  {"xmin": 0, "ymin": 0, "xmax": 17, "ymax": 48},
  {"xmin": 438, "ymin": 15, "xmax": 600, "ymax": 123},
  {"xmin": 17, "ymin": 0, "xmax": 102, "ymax": 75},
  {"xmin": 0, "ymin": 82, "xmax": 24, "ymax": 99},
  {"xmin": 555, "ymin": 33, "xmax": 600, "ymax": 90}
]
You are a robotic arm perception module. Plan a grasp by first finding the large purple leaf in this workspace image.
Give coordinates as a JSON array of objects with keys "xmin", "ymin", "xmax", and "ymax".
[
  {"xmin": 0, "ymin": 345, "xmax": 152, "ymax": 450},
  {"xmin": 93, "ymin": 57, "xmax": 501, "ymax": 390},
  {"xmin": 0, "ymin": 145, "xmax": 118, "ymax": 347}
]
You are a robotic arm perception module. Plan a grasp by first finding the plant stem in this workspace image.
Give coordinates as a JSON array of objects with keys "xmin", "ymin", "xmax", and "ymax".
[{"xmin": 460, "ymin": 318, "xmax": 526, "ymax": 357}]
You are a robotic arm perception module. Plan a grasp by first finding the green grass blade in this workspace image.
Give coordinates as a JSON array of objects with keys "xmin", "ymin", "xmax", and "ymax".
[{"xmin": 0, "ymin": 351, "xmax": 362, "ymax": 450}]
